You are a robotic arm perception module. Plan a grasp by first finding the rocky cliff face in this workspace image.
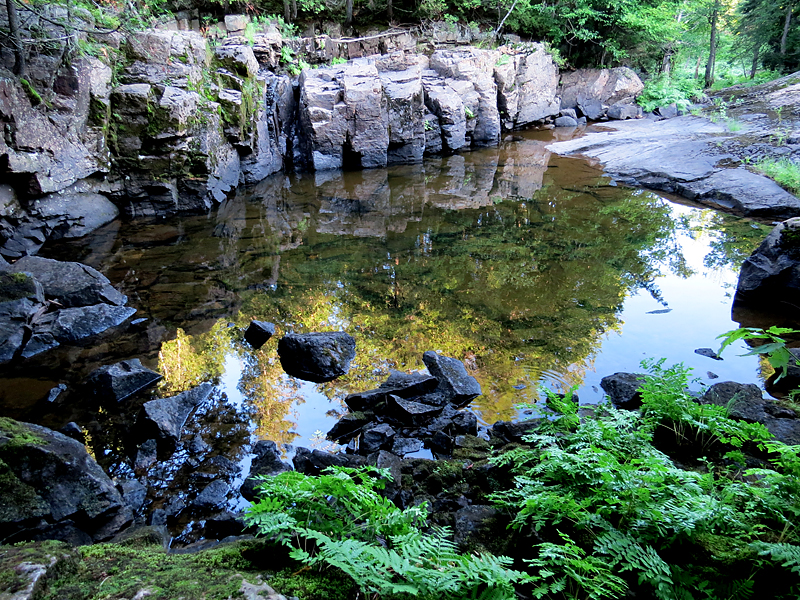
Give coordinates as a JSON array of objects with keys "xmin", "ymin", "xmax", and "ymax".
[{"xmin": 0, "ymin": 17, "xmax": 600, "ymax": 257}]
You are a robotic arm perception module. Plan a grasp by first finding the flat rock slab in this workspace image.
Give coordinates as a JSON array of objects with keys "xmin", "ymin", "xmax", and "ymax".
[{"xmin": 547, "ymin": 116, "xmax": 800, "ymax": 220}]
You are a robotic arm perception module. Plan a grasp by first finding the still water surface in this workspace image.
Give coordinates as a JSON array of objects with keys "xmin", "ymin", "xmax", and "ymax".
[{"xmin": 0, "ymin": 129, "xmax": 774, "ymax": 525}]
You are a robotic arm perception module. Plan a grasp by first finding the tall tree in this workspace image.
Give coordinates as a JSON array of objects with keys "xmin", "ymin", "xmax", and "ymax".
[
  {"xmin": 705, "ymin": 0, "xmax": 720, "ymax": 87},
  {"xmin": 5, "ymin": 0, "xmax": 26, "ymax": 77},
  {"xmin": 780, "ymin": 2, "xmax": 793, "ymax": 55}
]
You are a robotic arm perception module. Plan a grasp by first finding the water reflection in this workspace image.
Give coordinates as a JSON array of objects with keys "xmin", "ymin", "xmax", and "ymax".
[{"xmin": 0, "ymin": 131, "xmax": 773, "ymax": 494}]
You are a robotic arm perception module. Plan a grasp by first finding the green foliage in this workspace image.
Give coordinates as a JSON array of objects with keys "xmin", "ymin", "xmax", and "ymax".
[
  {"xmin": 526, "ymin": 532, "xmax": 629, "ymax": 600},
  {"xmin": 717, "ymin": 326, "xmax": 800, "ymax": 382},
  {"xmin": 465, "ymin": 106, "xmax": 475, "ymax": 119},
  {"xmin": 245, "ymin": 466, "xmax": 524, "ymax": 599},
  {"xmin": 755, "ymin": 158, "xmax": 800, "ymax": 195},
  {"xmin": 637, "ymin": 75, "xmax": 701, "ymax": 112},
  {"xmin": 489, "ymin": 360, "xmax": 800, "ymax": 599}
]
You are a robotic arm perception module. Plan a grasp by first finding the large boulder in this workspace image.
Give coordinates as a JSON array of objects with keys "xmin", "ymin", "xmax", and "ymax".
[
  {"xmin": 736, "ymin": 218, "xmax": 800, "ymax": 307},
  {"xmin": 600, "ymin": 372, "xmax": 647, "ymax": 409},
  {"xmin": 3, "ymin": 256, "xmax": 126, "ymax": 307},
  {"xmin": 277, "ymin": 332, "xmax": 357, "ymax": 382},
  {"xmin": 240, "ymin": 440, "xmax": 292, "ymax": 501},
  {"xmin": 494, "ymin": 44, "xmax": 560, "ymax": 129},
  {"xmin": 700, "ymin": 381, "xmax": 800, "ymax": 445},
  {"xmin": 558, "ymin": 67, "xmax": 644, "ymax": 112},
  {"xmin": 137, "ymin": 383, "xmax": 213, "ymax": 450},
  {"xmin": 0, "ymin": 418, "xmax": 133, "ymax": 545}
]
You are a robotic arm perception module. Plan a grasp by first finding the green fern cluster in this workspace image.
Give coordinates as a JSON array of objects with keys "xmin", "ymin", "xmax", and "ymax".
[
  {"xmin": 490, "ymin": 361, "xmax": 800, "ymax": 600},
  {"xmin": 244, "ymin": 466, "xmax": 524, "ymax": 600}
]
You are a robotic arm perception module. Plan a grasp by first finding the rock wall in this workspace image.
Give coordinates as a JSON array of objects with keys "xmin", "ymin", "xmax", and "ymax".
[{"xmin": 1, "ymin": 16, "xmax": 638, "ymax": 258}]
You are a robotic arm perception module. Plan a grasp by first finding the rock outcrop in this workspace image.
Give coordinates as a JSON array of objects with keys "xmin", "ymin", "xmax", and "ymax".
[
  {"xmin": 558, "ymin": 67, "xmax": 644, "ymax": 119},
  {"xmin": 0, "ymin": 258, "xmax": 136, "ymax": 364}
]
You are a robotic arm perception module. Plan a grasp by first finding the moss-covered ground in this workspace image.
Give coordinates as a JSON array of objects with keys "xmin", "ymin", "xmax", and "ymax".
[{"xmin": 0, "ymin": 536, "xmax": 361, "ymax": 600}]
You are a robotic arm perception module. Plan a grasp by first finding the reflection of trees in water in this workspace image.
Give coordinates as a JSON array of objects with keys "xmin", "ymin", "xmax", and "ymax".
[
  {"xmin": 238, "ymin": 351, "xmax": 300, "ymax": 447},
  {"xmin": 236, "ymin": 182, "xmax": 687, "ymax": 424},
  {"xmin": 684, "ymin": 210, "xmax": 770, "ymax": 274},
  {"xmin": 157, "ymin": 324, "xmax": 229, "ymax": 395}
]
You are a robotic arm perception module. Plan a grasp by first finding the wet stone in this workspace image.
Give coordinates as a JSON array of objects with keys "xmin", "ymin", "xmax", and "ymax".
[
  {"xmin": 293, "ymin": 447, "xmax": 367, "ymax": 476},
  {"xmin": 422, "ymin": 351, "xmax": 481, "ymax": 405},
  {"xmin": 695, "ymin": 347, "xmax": 722, "ymax": 360},
  {"xmin": 387, "ymin": 394, "xmax": 444, "ymax": 423},
  {"xmin": 277, "ymin": 332, "xmax": 356, "ymax": 383},
  {"xmin": 192, "ymin": 480, "xmax": 229, "ymax": 508},
  {"xmin": 119, "ymin": 480, "xmax": 148, "ymax": 512},
  {"xmin": 240, "ymin": 440, "xmax": 292, "ymax": 502},
  {"xmin": 429, "ymin": 430, "xmax": 453, "ymax": 456},
  {"xmin": 600, "ymin": 372, "xmax": 647, "ymax": 410},
  {"xmin": 344, "ymin": 388, "xmax": 386, "ymax": 412},
  {"xmin": 138, "ymin": 382, "xmax": 213, "ymax": 449},
  {"xmin": 392, "ymin": 437, "xmax": 422, "ymax": 456},
  {"xmin": 326, "ymin": 412, "xmax": 371, "ymax": 443},
  {"xmin": 360, "ymin": 423, "xmax": 396, "ymax": 454},
  {"xmin": 85, "ymin": 358, "xmax": 162, "ymax": 404},
  {"xmin": 244, "ymin": 320, "xmax": 275, "ymax": 349},
  {"xmin": 378, "ymin": 370, "xmax": 439, "ymax": 398}
]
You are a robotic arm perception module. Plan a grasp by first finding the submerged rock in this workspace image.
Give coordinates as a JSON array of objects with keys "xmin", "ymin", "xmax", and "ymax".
[{"xmin": 277, "ymin": 332, "xmax": 356, "ymax": 383}]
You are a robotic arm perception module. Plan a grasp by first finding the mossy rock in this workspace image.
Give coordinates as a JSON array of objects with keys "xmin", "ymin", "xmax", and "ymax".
[
  {"xmin": 0, "ymin": 272, "xmax": 40, "ymax": 304},
  {"xmin": 0, "ymin": 540, "xmax": 77, "ymax": 597}
]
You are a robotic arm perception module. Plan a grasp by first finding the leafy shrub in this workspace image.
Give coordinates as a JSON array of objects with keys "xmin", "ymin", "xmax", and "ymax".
[{"xmin": 637, "ymin": 75, "xmax": 702, "ymax": 112}]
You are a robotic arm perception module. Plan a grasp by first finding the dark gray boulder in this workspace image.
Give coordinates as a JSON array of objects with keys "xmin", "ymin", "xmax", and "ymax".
[
  {"xmin": 0, "ymin": 419, "xmax": 133, "ymax": 544},
  {"xmin": 489, "ymin": 418, "xmax": 542, "ymax": 443},
  {"xmin": 277, "ymin": 332, "xmax": 356, "ymax": 383},
  {"xmin": 4, "ymin": 256, "xmax": 126, "ymax": 307},
  {"xmin": 344, "ymin": 388, "xmax": 387, "ymax": 412},
  {"xmin": 700, "ymin": 381, "xmax": 800, "ymax": 445},
  {"xmin": 387, "ymin": 395, "xmax": 444, "ymax": 423},
  {"xmin": 422, "ymin": 351, "xmax": 482, "ymax": 405},
  {"xmin": 326, "ymin": 412, "xmax": 371, "ymax": 443},
  {"xmin": 555, "ymin": 115, "xmax": 578, "ymax": 127},
  {"xmin": 378, "ymin": 370, "xmax": 439, "ymax": 398},
  {"xmin": 292, "ymin": 447, "xmax": 366, "ymax": 476},
  {"xmin": 607, "ymin": 103, "xmax": 642, "ymax": 120},
  {"xmin": 656, "ymin": 104, "xmax": 679, "ymax": 119},
  {"xmin": 85, "ymin": 359, "xmax": 163, "ymax": 404},
  {"xmin": 192, "ymin": 480, "xmax": 229, "ymax": 509},
  {"xmin": 244, "ymin": 320, "xmax": 275, "ymax": 349},
  {"xmin": 600, "ymin": 372, "xmax": 647, "ymax": 409},
  {"xmin": 137, "ymin": 383, "xmax": 213, "ymax": 449},
  {"xmin": 736, "ymin": 218, "xmax": 800, "ymax": 307},
  {"xmin": 392, "ymin": 437, "xmax": 423, "ymax": 456},
  {"xmin": 51, "ymin": 304, "xmax": 137, "ymax": 343},
  {"xmin": 240, "ymin": 440, "xmax": 292, "ymax": 502},
  {"xmin": 577, "ymin": 97, "xmax": 606, "ymax": 120},
  {"xmin": 453, "ymin": 505, "xmax": 498, "ymax": 547},
  {"xmin": 360, "ymin": 423, "xmax": 396, "ymax": 454},
  {"xmin": 370, "ymin": 450, "xmax": 402, "ymax": 501}
]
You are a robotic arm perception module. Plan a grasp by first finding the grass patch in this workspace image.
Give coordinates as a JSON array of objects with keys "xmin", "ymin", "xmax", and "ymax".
[{"xmin": 757, "ymin": 158, "xmax": 800, "ymax": 195}]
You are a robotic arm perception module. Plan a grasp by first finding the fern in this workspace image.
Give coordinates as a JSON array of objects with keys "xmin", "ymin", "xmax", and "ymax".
[{"xmin": 750, "ymin": 541, "xmax": 800, "ymax": 574}]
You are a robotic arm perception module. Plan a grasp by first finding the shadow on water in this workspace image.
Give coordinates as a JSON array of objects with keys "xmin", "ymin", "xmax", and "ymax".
[{"xmin": 0, "ymin": 129, "xmax": 774, "ymax": 545}]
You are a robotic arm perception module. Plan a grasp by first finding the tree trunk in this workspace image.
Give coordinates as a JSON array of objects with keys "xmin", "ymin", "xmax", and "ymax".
[
  {"xmin": 750, "ymin": 43, "xmax": 759, "ymax": 78},
  {"xmin": 781, "ymin": 3, "xmax": 792, "ymax": 55},
  {"xmin": 6, "ymin": 0, "xmax": 26, "ymax": 77},
  {"xmin": 695, "ymin": 54, "xmax": 702, "ymax": 79},
  {"xmin": 704, "ymin": 2, "xmax": 718, "ymax": 88},
  {"xmin": 291, "ymin": 0, "xmax": 298, "ymax": 20},
  {"xmin": 284, "ymin": 0, "xmax": 291, "ymax": 23},
  {"xmin": 345, "ymin": 0, "xmax": 353, "ymax": 25},
  {"xmin": 387, "ymin": 0, "xmax": 393, "ymax": 22}
]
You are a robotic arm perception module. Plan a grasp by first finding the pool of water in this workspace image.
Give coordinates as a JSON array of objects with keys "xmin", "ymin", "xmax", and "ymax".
[{"xmin": 0, "ymin": 129, "xmax": 775, "ymax": 540}]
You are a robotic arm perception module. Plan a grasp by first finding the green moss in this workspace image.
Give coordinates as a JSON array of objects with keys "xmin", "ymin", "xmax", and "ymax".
[
  {"xmin": 0, "ymin": 417, "xmax": 44, "ymax": 448},
  {"xmin": 19, "ymin": 78, "xmax": 43, "ymax": 106},
  {"xmin": 0, "ymin": 540, "xmax": 75, "ymax": 595},
  {"xmin": 268, "ymin": 565, "xmax": 357, "ymax": 600},
  {"xmin": 0, "ymin": 273, "xmax": 37, "ymax": 303}
]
